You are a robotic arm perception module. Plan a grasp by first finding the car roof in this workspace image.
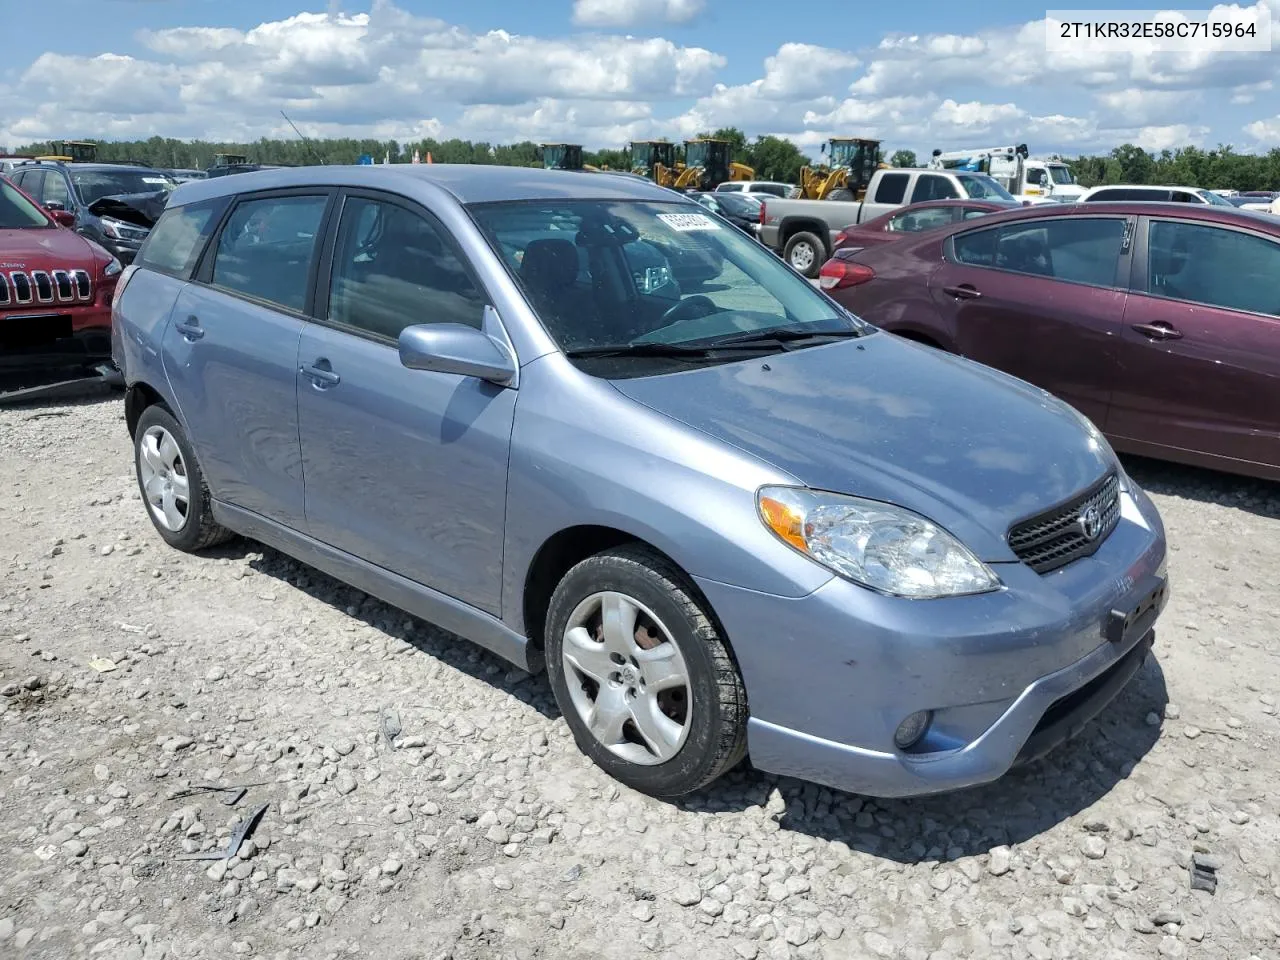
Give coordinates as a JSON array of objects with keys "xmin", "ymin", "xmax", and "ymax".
[
  {"xmin": 1084, "ymin": 184, "xmax": 1208, "ymax": 193},
  {"xmin": 169, "ymin": 163, "xmax": 679, "ymax": 207},
  {"xmin": 936, "ymin": 200, "xmax": 1280, "ymax": 230}
]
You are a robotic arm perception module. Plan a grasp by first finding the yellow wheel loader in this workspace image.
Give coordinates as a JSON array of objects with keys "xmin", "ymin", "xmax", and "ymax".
[
  {"xmin": 629, "ymin": 140, "xmax": 680, "ymax": 187},
  {"xmin": 36, "ymin": 140, "xmax": 98, "ymax": 163},
  {"xmin": 673, "ymin": 139, "xmax": 755, "ymax": 191},
  {"xmin": 797, "ymin": 137, "xmax": 885, "ymax": 200},
  {"xmin": 538, "ymin": 143, "xmax": 603, "ymax": 172}
]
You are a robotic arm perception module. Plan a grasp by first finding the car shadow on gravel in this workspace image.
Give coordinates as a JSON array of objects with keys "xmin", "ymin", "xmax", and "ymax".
[
  {"xmin": 1123, "ymin": 454, "xmax": 1280, "ymax": 520},
  {"xmin": 206, "ymin": 537, "xmax": 1166, "ymax": 862},
  {"xmin": 204, "ymin": 541, "xmax": 560, "ymax": 720},
  {"xmin": 685, "ymin": 654, "xmax": 1170, "ymax": 865}
]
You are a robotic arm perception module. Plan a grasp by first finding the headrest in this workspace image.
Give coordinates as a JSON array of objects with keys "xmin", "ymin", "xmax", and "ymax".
[{"xmin": 521, "ymin": 238, "xmax": 579, "ymax": 288}]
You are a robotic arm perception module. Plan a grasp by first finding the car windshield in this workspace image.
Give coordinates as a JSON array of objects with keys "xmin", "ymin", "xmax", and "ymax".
[
  {"xmin": 470, "ymin": 199, "xmax": 869, "ymax": 371},
  {"xmin": 713, "ymin": 193, "xmax": 762, "ymax": 216},
  {"xmin": 1196, "ymin": 189, "xmax": 1235, "ymax": 207},
  {"xmin": 0, "ymin": 178, "xmax": 52, "ymax": 228},
  {"xmin": 72, "ymin": 170, "xmax": 175, "ymax": 204},
  {"xmin": 955, "ymin": 174, "xmax": 1016, "ymax": 201},
  {"xmin": 1048, "ymin": 165, "xmax": 1074, "ymax": 185}
]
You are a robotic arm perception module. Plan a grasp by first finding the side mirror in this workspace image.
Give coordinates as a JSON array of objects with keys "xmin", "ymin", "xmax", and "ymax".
[
  {"xmin": 44, "ymin": 200, "xmax": 65, "ymax": 211},
  {"xmin": 51, "ymin": 210, "xmax": 75, "ymax": 227},
  {"xmin": 398, "ymin": 317, "xmax": 516, "ymax": 385}
]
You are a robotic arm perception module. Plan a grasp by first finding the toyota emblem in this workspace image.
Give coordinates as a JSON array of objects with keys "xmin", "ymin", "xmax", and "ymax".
[{"xmin": 1079, "ymin": 504, "xmax": 1102, "ymax": 541}]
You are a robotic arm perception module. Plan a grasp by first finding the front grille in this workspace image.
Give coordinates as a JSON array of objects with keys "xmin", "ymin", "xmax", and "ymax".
[
  {"xmin": 2, "ymin": 269, "xmax": 92, "ymax": 308},
  {"xmin": 1008, "ymin": 472, "xmax": 1121, "ymax": 574}
]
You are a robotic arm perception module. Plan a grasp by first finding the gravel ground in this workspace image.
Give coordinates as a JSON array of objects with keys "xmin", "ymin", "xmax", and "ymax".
[{"xmin": 2, "ymin": 394, "xmax": 1279, "ymax": 960}]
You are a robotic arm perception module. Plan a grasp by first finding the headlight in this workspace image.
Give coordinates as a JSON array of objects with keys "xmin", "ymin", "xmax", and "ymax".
[
  {"xmin": 104, "ymin": 257, "xmax": 122, "ymax": 277},
  {"xmin": 100, "ymin": 216, "xmax": 149, "ymax": 242},
  {"xmin": 757, "ymin": 486, "xmax": 1000, "ymax": 599}
]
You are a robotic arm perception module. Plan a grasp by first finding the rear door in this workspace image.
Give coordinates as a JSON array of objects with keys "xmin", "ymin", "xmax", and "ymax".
[
  {"xmin": 859, "ymin": 171, "xmax": 911, "ymax": 221},
  {"xmin": 162, "ymin": 189, "xmax": 334, "ymax": 531},
  {"xmin": 928, "ymin": 214, "xmax": 1134, "ymax": 427},
  {"xmin": 1110, "ymin": 215, "xmax": 1280, "ymax": 472}
]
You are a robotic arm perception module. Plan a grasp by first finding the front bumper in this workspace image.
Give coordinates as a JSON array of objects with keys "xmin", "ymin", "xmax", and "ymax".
[{"xmin": 696, "ymin": 483, "xmax": 1168, "ymax": 798}]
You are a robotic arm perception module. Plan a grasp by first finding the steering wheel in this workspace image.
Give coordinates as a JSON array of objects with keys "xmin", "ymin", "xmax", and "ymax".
[{"xmin": 660, "ymin": 295, "xmax": 717, "ymax": 325}]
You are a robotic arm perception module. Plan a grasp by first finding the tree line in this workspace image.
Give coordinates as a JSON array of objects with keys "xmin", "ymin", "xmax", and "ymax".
[{"xmin": 14, "ymin": 131, "xmax": 1280, "ymax": 191}]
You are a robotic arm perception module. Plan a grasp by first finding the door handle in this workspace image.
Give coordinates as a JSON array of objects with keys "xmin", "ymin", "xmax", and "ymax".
[
  {"xmin": 1131, "ymin": 322, "xmax": 1183, "ymax": 341},
  {"xmin": 173, "ymin": 314, "xmax": 204, "ymax": 341},
  {"xmin": 301, "ymin": 359, "xmax": 341, "ymax": 387},
  {"xmin": 942, "ymin": 284, "xmax": 982, "ymax": 300}
]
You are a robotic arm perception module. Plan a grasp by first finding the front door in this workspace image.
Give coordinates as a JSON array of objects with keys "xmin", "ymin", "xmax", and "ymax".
[
  {"xmin": 162, "ymin": 190, "xmax": 333, "ymax": 530},
  {"xmin": 1110, "ymin": 216, "xmax": 1280, "ymax": 472},
  {"xmin": 928, "ymin": 214, "xmax": 1134, "ymax": 428},
  {"xmin": 296, "ymin": 191, "xmax": 516, "ymax": 616}
]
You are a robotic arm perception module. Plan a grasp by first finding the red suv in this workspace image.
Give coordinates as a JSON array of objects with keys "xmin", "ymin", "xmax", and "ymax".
[
  {"xmin": 821, "ymin": 202, "xmax": 1280, "ymax": 482},
  {"xmin": 1, "ymin": 175, "xmax": 121, "ymax": 377}
]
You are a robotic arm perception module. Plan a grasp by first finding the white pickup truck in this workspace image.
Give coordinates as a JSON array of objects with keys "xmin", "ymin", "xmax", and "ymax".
[{"xmin": 758, "ymin": 167, "xmax": 1018, "ymax": 276}]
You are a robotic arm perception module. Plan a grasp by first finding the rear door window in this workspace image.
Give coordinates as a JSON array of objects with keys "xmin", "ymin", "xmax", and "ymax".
[
  {"xmin": 12, "ymin": 169, "xmax": 42, "ymax": 195},
  {"xmin": 1146, "ymin": 219, "xmax": 1280, "ymax": 316},
  {"xmin": 910, "ymin": 175, "xmax": 960, "ymax": 203},
  {"xmin": 209, "ymin": 194, "xmax": 328, "ymax": 313},
  {"xmin": 873, "ymin": 173, "xmax": 909, "ymax": 204},
  {"xmin": 40, "ymin": 172, "xmax": 70, "ymax": 208},
  {"xmin": 137, "ymin": 198, "xmax": 227, "ymax": 279},
  {"xmin": 887, "ymin": 206, "xmax": 956, "ymax": 232}
]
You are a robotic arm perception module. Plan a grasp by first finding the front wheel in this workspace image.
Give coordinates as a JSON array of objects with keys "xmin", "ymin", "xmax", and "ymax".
[
  {"xmin": 545, "ymin": 546, "xmax": 747, "ymax": 798},
  {"xmin": 783, "ymin": 231, "xmax": 825, "ymax": 278}
]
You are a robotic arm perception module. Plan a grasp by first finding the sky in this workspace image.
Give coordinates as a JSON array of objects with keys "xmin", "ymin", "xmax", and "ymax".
[{"xmin": 2, "ymin": 0, "xmax": 1278, "ymax": 159}]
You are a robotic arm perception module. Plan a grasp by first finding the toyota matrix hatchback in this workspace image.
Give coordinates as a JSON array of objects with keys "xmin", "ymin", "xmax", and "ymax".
[{"xmin": 112, "ymin": 166, "xmax": 1168, "ymax": 799}]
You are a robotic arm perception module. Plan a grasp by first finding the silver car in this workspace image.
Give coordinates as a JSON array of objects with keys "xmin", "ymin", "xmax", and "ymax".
[{"xmin": 112, "ymin": 164, "xmax": 1168, "ymax": 799}]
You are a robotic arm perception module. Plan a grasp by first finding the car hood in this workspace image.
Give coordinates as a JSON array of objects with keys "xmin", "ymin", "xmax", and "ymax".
[
  {"xmin": 87, "ymin": 191, "xmax": 167, "ymax": 228},
  {"xmin": 0, "ymin": 227, "xmax": 97, "ymax": 269},
  {"xmin": 610, "ymin": 333, "xmax": 1116, "ymax": 562}
]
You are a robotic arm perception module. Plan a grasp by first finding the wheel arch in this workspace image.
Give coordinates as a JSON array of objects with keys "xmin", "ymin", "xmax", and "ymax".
[
  {"xmin": 777, "ymin": 216, "xmax": 830, "ymax": 250},
  {"xmin": 520, "ymin": 525, "xmax": 728, "ymax": 663},
  {"xmin": 125, "ymin": 380, "xmax": 174, "ymax": 438}
]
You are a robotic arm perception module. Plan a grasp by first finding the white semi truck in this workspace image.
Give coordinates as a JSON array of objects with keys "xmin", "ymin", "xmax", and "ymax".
[{"xmin": 927, "ymin": 144, "xmax": 1085, "ymax": 203}]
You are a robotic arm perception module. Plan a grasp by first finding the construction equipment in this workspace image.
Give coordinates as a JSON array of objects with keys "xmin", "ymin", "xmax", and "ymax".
[
  {"xmin": 537, "ymin": 143, "xmax": 604, "ymax": 173},
  {"xmin": 629, "ymin": 140, "xmax": 678, "ymax": 185},
  {"xmin": 213, "ymin": 153, "xmax": 249, "ymax": 167},
  {"xmin": 35, "ymin": 140, "xmax": 97, "ymax": 163},
  {"xmin": 797, "ymin": 138, "xmax": 883, "ymax": 201},
  {"xmin": 672, "ymin": 139, "xmax": 754, "ymax": 191},
  {"xmin": 927, "ymin": 144, "xmax": 1084, "ymax": 201}
]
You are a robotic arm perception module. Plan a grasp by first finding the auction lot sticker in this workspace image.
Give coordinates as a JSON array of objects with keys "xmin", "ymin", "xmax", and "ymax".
[{"xmin": 658, "ymin": 213, "xmax": 722, "ymax": 232}]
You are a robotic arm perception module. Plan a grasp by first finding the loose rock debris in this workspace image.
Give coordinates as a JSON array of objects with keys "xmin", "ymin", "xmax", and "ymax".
[{"xmin": 2, "ymin": 396, "xmax": 1280, "ymax": 960}]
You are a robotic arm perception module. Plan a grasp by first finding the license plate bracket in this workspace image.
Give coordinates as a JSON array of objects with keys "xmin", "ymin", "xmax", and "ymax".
[{"xmin": 1105, "ymin": 575, "xmax": 1167, "ymax": 644}]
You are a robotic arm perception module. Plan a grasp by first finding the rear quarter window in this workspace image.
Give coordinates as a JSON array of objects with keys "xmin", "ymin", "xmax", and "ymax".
[
  {"xmin": 873, "ymin": 173, "xmax": 909, "ymax": 205},
  {"xmin": 137, "ymin": 198, "xmax": 227, "ymax": 279}
]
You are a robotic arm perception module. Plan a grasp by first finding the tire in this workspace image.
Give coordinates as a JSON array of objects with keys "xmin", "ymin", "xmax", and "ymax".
[
  {"xmin": 133, "ymin": 404, "xmax": 233, "ymax": 552},
  {"xmin": 826, "ymin": 187, "xmax": 854, "ymax": 202},
  {"xmin": 783, "ymin": 231, "xmax": 825, "ymax": 278},
  {"xmin": 545, "ymin": 545, "xmax": 748, "ymax": 798}
]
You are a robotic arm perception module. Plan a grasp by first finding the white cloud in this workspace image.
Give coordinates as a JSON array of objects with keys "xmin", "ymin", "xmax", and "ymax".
[
  {"xmin": 2, "ymin": 1, "xmax": 1277, "ymax": 161},
  {"xmin": 572, "ymin": 0, "xmax": 704, "ymax": 28},
  {"xmin": 1245, "ymin": 115, "xmax": 1280, "ymax": 142}
]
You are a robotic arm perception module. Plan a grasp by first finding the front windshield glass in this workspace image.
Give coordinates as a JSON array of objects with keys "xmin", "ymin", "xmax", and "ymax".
[
  {"xmin": 470, "ymin": 199, "xmax": 868, "ymax": 366},
  {"xmin": 1048, "ymin": 165, "xmax": 1074, "ymax": 185},
  {"xmin": 714, "ymin": 192, "xmax": 761, "ymax": 217},
  {"xmin": 71, "ymin": 170, "xmax": 176, "ymax": 204},
  {"xmin": 0, "ymin": 179, "xmax": 52, "ymax": 228},
  {"xmin": 955, "ymin": 174, "xmax": 1016, "ymax": 201},
  {"xmin": 1197, "ymin": 189, "xmax": 1234, "ymax": 207}
]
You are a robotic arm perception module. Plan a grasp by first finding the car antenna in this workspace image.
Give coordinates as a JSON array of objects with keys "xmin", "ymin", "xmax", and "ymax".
[{"xmin": 280, "ymin": 110, "xmax": 325, "ymax": 166}]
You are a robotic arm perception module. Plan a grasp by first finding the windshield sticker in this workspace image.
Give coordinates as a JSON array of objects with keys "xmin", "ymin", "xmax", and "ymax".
[
  {"xmin": 657, "ymin": 213, "xmax": 721, "ymax": 232},
  {"xmin": 141, "ymin": 177, "xmax": 169, "ymax": 184}
]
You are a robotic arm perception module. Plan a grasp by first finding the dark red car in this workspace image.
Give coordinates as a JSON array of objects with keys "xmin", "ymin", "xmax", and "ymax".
[
  {"xmin": 832, "ymin": 198, "xmax": 1020, "ymax": 255},
  {"xmin": 1, "ymin": 174, "xmax": 120, "ymax": 378},
  {"xmin": 821, "ymin": 202, "xmax": 1280, "ymax": 482}
]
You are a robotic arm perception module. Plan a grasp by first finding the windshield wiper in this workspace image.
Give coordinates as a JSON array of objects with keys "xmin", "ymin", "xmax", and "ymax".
[
  {"xmin": 563, "ymin": 340, "xmax": 782, "ymax": 359},
  {"xmin": 697, "ymin": 325, "xmax": 868, "ymax": 348}
]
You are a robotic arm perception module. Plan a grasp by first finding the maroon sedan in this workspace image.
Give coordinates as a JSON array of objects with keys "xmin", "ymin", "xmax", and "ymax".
[
  {"xmin": 821, "ymin": 202, "xmax": 1280, "ymax": 482},
  {"xmin": 832, "ymin": 198, "xmax": 1021, "ymax": 255}
]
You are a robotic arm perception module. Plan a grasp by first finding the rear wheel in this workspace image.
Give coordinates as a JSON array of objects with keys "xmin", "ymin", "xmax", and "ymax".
[
  {"xmin": 545, "ymin": 545, "xmax": 747, "ymax": 798},
  {"xmin": 783, "ymin": 231, "xmax": 825, "ymax": 278},
  {"xmin": 133, "ymin": 405, "xmax": 233, "ymax": 552}
]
